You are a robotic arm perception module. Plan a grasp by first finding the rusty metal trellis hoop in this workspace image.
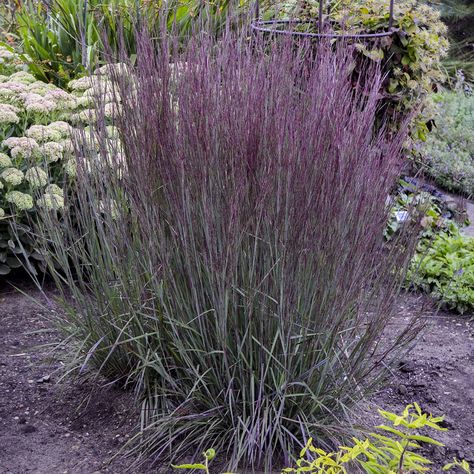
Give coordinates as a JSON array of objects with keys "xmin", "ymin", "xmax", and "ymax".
[{"xmin": 251, "ymin": 0, "xmax": 397, "ymax": 40}]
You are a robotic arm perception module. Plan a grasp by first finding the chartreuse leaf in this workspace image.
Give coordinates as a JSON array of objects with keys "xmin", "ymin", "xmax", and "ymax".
[{"xmin": 172, "ymin": 464, "xmax": 208, "ymax": 470}]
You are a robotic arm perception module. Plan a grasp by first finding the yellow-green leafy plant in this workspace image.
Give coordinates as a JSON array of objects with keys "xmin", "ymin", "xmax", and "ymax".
[
  {"xmin": 284, "ymin": 403, "xmax": 449, "ymax": 473},
  {"xmin": 173, "ymin": 405, "xmax": 471, "ymax": 474},
  {"xmin": 173, "ymin": 449, "xmax": 219, "ymax": 474}
]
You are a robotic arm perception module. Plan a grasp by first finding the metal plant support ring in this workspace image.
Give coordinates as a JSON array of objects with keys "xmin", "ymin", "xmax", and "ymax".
[{"xmin": 251, "ymin": 0, "xmax": 397, "ymax": 40}]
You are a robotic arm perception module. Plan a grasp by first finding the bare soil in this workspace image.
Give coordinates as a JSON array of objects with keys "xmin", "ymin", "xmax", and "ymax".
[
  {"xmin": 0, "ymin": 281, "xmax": 154, "ymax": 474},
  {"xmin": 0, "ymin": 282, "xmax": 473, "ymax": 473},
  {"xmin": 367, "ymin": 293, "xmax": 474, "ymax": 469}
]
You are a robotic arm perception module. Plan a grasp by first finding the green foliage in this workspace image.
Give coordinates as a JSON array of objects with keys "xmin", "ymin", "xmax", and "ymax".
[
  {"xmin": 15, "ymin": 0, "xmax": 142, "ymax": 87},
  {"xmin": 410, "ymin": 229, "xmax": 474, "ymax": 314},
  {"xmin": 273, "ymin": 0, "xmax": 449, "ymax": 139},
  {"xmin": 171, "ymin": 404, "xmax": 471, "ymax": 474},
  {"xmin": 173, "ymin": 449, "xmax": 217, "ymax": 474},
  {"xmin": 419, "ymin": 87, "xmax": 474, "ymax": 197},
  {"xmin": 384, "ymin": 178, "xmax": 473, "ymax": 314},
  {"xmin": 13, "ymin": 0, "xmax": 254, "ymax": 88},
  {"xmin": 430, "ymin": 0, "xmax": 474, "ymax": 82},
  {"xmin": 283, "ymin": 403, "xmax": 470, "ymax": 474},
  {"xmin": 384, "ymin": 178, "xmax": 463, "ymax": 241}
]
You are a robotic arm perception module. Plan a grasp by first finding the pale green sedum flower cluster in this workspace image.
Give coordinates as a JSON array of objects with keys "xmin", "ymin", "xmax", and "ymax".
[{"xmin": 0, "ymin": 45, "xmax": 127, "ymax": 274}]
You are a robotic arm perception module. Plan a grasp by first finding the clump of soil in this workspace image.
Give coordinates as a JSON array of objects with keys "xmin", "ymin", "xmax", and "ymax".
[{"xmin": 0, "ymin": 283, "xmax": 473, "ymax": 473}]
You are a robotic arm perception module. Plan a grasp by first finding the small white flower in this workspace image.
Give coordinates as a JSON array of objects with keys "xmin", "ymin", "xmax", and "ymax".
[
  {"xmin": 0, "ymin": 47, "xmax": 15, "ymax": 60},
  {"xmin": 1, "ymin": 167, "xmax": 24, "ymax": 186},
  {"xmin": 0, "ymin": 103, "xmax": 20, "ymax": 124},
  {"xmin": 25, "ymin": 167, "xmax": 48, "ymax": 188},
  {"xmin": 64, "ymin": 159, "xmax": 76, "ymax": 177},
  {"xmin": 0, "ymin": 153, "xmax": 12, "ymax": 168},
  {"xmin": 60, "ymin": 138, "xmax": 75, "ymax": 155},
  {"xmin": 68, "ymin": 76, "xmax": 94, "ymax": 91},
  {"xmin": 94, "ymin": 62, "xmax": 129, "ymax": 76},
  {"xmin": 44, "ymin": 89, "xmax": 71, "ymax": 102},
  {"xmin": 48, "ymin": 121, "xmax": 73, "ymax": 138},
  {"xmin": 19, "ymin": 92, "xmax": 42, "ymax": 103},
  {"xmin": 0, "ymin": 103, "xmax": 20, "ymax": 114},
  {"xmin": 104, "ymin": 102, "xmax": 121, "ymax": 119},
  {"xmin": 0, "ymin": 88, "xmax": 17, "ymax": 103},
  {"xmin": 26, "ymin": 124, "xmax": 62, "ymax": 143},
  {"xmin": 45, "ymin": 184, "xmax": 63, "ymax": 197},
  {"xmin": 27, "ymin": 81, "xmax": 57, "ymax": 95},
  {"xmin": 3, "ymin": 136, "xmax": 39, "ymax": 150},
  {"xmin": 25, "ymin": 99, "xmax": 57, "ymax": 114},
  {"xmin": 37, "ymin": 192, "xmax": 64, "ymax": 211},
  {"xmin": 9, "ymin": 71, "xmax": 36, "ymax": 85},
  {"xmin": 1, "ymin": 81, "xmax": 28, "ymax": 93},
  {"xmin": 5, "ymin": 137, "xmax": 39, "ymax": 160},
  {"xmin": 0, "ymin": 207, "xmax": 5, "ymax": 218},
  {"xmin": 71, "ymin": 108, "xmax": 98, "ymax": 124},
  {"xmin": 5, "ymin": 190, "xmax": 34, "ymax": 210},
  {"xmin": 39, "ymin": 142, "xmax": 64, "ymax": 163}
]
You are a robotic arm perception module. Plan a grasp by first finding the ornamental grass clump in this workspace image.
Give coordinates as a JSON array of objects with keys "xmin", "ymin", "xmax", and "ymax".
[{"xmin": 38, "ymin": 32, "xmax": 420, "ymax": 471}]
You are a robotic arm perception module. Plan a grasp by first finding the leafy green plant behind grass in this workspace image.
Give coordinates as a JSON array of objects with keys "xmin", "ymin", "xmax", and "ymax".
[
  {"xmin": 418, "ymin": 86, "xmax": 474, "ymax": 197},
  {"xmin": 269, "ymin": 0, "xmax": 449, "ymax": 140},
  {"xmin": 14, "ymin": 0, "xmax": 256, "ymax": 87},
  {"xmin": 410, "ymin": 229, "xmax": 474, "ymax": 314},
  {"xmin": 15, "ymin": 0, "xmax": 143, "ymax": 87},
  {"xmin": 36, "ymin": 32, "xmax": 419, "ymax": 471}
]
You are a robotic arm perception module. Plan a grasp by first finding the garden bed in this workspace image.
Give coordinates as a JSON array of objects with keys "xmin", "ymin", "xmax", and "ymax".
[
  {"xmin": 0, "ymin": 282, "xmax": 472, "ymax": 473},
  {"xmin": 0, "ymin": 281, "xmax": 154, "ymax": 474}
]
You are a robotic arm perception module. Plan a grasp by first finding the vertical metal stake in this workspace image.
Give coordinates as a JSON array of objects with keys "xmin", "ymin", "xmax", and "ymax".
[
  {"xmin": 389, "ymin": 0, "xmax": 394, "ymax": 29},
  {"xmin": 318, "ymin": 0, "xmax": 324, "ymax": 32}
]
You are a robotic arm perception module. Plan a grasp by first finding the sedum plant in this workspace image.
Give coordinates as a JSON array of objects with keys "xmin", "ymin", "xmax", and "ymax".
[
  {"xmin": 36, "ymin": 31, "xmax": 421, "ymax": 471},
  {"xmin": 0, "ymin": 44, "xmax": 122, "ymax": 275}
]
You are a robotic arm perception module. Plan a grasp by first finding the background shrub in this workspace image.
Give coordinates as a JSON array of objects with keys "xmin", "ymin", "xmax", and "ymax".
[
  {"xmin": 418, "ymin": 86, "xmax": 474, "ymax": 197},
  {"xmin": 435, "ymin": 0, "xmax": 474, "ymax": 82},
  {"xmin": 37, "ymin": 32, "xmax": 420, "ymax": 470},
  {"xmin": 270, "ymin": 0, "xmax": 449, "ymax": 139},
  {"xmin": 410, "ymin": 229, "xmax": 474, "ymax": 314},
  {"xmin": 15, "ymin": 0, "xmax": 145, "ymax": 87}
]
